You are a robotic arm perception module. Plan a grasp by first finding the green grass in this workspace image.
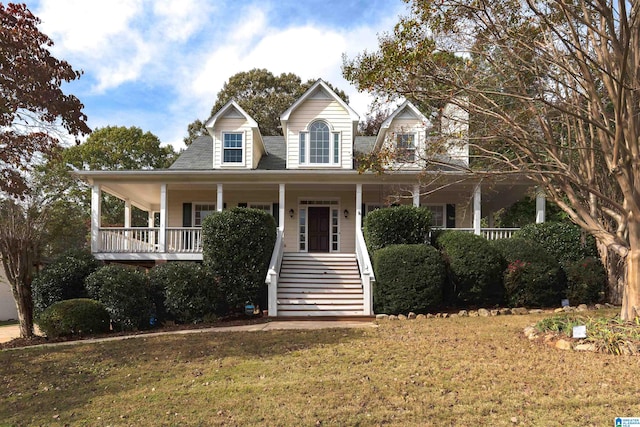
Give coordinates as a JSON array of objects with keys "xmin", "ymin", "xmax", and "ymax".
[
  {"xmin": 0, "ymin": 320, "xmax": 17, "ymax": 327},
  {"xmin": 1, "ymin": 312, "xmax": 638, "ymax": 426}
]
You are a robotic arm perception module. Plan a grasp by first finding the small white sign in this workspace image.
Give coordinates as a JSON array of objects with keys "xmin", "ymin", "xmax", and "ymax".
[
  {"xmin": 572, "ymin": 325, "xmax": 587, "ymax": 339},
  {"xmin": 561, "ymin": 299, "xmax": 570, "ymax": 307}
]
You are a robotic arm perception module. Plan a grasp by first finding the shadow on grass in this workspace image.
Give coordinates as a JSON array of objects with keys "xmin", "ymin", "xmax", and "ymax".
[{"xmin": 0, "ymin": 328, "xmax": 368, "ymax": 424}]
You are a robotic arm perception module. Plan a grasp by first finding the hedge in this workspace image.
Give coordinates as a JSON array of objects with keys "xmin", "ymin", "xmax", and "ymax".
[
  {"xmin": 85, "ymin": 265, "xmax": 155, "ymax": 331},
  {"xmin": 202, "ymin": 208, "xmax": 276, "ymax": 310},
  {"xmin": 513, "ymin": 221, "xmax": 598, "ymax": 265},
  {"xmin": 436, "ymin": 231, "xmax": 505, "ymax": 306},
  {"xmin": 37, "ymin": 298, "xmax": 110, "ymax": 338},
  {"xmin": 491, "ymin": 238, "xmax": 565, "ymax": 307},
  {"xmin": 32, "ymin": 249, "xmax": 100, "ymax": 315},
  {"xmin": 373, "ymin": 244, "xmax": 445, "ymax": 314},
  {"xmin": 364, "ymin": 206, "xmax": 432, "ymax": 252}
]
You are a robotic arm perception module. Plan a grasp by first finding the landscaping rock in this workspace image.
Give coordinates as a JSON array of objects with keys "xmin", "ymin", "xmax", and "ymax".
[
  {"xmin": 575, "ymin": 343, "xmax": 596, "ymax": 352},
  {"xmin": 469, "ymin": 310, "xmax": 479, "ymax": 317},
  {"xmin": 478, "ymin": 308, "xmax": 490, "ymax": 317},
  {"xmin": 416, "ymin": 314, "xmax": 426, "ymax": 320},
  {"xmin": 512, "ymin": 307, "xmax": 529, "ymax": 315},
  {"xmin": 605, "ymin": 303, "xmax": 615, "ymax": 308},
  {"xmin": 458, "ymin": 310, "xmax": 468, "ymax": 317},
  {"xmin": 408, "ymin": 312, "xmax": 417, "ymax": 319},
  {"xmin": 577, "ymin": 304, "xmax": 588, "ymax": 312},
  {"xmin": 594, "ymin": 304, "xmax": 604, "ymax": 310},
  {"xmin": 389, "ymin": 315, "xmax": 398, "ymax": 320},
  {"xmin": 563, "ymin": 306, "xmax": 575, "ymax": 313},
  {"xmin": 376, "ymin": 314, "xmax": 389, "ymax": 321},
  {"xmin": 426, "ymin": 313, "xmax": 435, "ymax": 319},
  {"xmin": 442, "ymin": 313, "xmax": 450, "ymax": 318},
  {"xmin": 523, "ymin": 326, "xmax": 537, "ymax": 340},
  {"xmin": 398, "ymin": 314, "xmax": 407, "ymax": 320},
  {"xmin": 529, "ymin": 309, "xmax": 544, "ymax": 314},
  {"xmin": 555, "ymin": 339, "xmax": 572, "ymax": 350},
  {"xmin": 499, "ymin": 308, "xmax": 511, "ymax": 315},
  {"xmin": 554, "ymin": 308, "xmax": 565, "ymax": 313},
  {"xmin": 450, "ymin": 313, "xmax": 458, "ymax": 318},
  {"xmin": 490, "ymin": 309, "xmax": 500, "ymax": 316}
]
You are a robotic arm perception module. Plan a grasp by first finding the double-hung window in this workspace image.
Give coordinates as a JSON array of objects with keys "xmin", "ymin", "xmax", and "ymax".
[
  {"xmin": 194, "ymin": 203, "xmax": 216, "ymax": 226},
  {"xmin": 222, "ymin": 132, "xmax": 243, "ymax": 164},
  {"xmin": 425, "ymin": 205, "xmax": 445, "ymax": 228},
  {"xmin": 396, "ymin": 133, "xmax": 416, "ymax": 162},
  {"xmin": 299, "ymin": 121, "xmax": 340, "ymax": 165}
]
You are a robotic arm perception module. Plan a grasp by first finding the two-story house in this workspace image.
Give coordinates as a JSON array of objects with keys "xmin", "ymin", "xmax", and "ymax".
[{"xmin": 78, "ymin": 80, "xmax": 543, "ymax": 317}]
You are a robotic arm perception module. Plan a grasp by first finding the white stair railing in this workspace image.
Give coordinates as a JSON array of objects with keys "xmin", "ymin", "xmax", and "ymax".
[
  {"xmin": 265, "ymin": 229, "xmax": 284, "ymax": 317},
  {"xmin": 355, "ymin": 228, "xmax": 375, "ymax": 316}
]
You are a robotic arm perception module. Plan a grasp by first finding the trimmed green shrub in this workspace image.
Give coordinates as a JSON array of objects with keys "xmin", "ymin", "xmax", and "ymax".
[
  {"xmin": 513, "ymin": 221, "xmax": 597, "ymax": 265},
  {"xmin": 37, "ymin": 298, "xmax": 110, "ymax": 338},
  {"xmin": 149, "ymin": 262, "xmax": 221, "ymax": 323},
  {"xmin": 202, "ymin": 208, "xmax": 277, "ymax": 309},
  {"xmin": 364, "ymin": 206, "xmax": 432, "ymax": 252},
  {"xmin": 85, "ymin": 265, "xmax": 154, "ymax": 331},
  {"xmin": 373, "ymin": 244, "xmax": 445, "ymax": 314},
  {"xmin": 494, "ymin": 196, "xmax": 567, "ymax": 227},
  {"xmin": 436, "ymin": 231, "xmax": 505, "ymax": 306},
  {"xmin": 32, "ymin": 249, "xmax": 100, "ymax": 315},
  {"xmin": 564, "ymin": 257, "xmax": 606, "ymax": 304},
  {"xmin": 491, "ymin": 238, "xmax": 565, "ymax": 307}
]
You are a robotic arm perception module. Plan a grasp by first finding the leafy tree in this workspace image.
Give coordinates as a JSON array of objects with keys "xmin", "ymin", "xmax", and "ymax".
[
  {"xmin": 59, "ymin": 125, "xmax": 177, "ymax": 226},
  {"xmin": 0, "ymin": 3, "xmax": 90, "ymax": 338},
  {"xmin": 184, "ymin": 69, "xmax": 350, "ymax": 145},
  {"xmin": 344, "ymin": 0, "xmax": 640, "ymax": 319},
  {"xmin": 0, "ymin": 3, "xmax": 90, "ymax": 197},
  {"xmin": 358, "ymin": 105, "xmax": 390, "ymax": 136}
]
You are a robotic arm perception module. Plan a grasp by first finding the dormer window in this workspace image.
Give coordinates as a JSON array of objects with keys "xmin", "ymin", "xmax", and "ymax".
[
  {"xmin": 223, "ymin": 132, "xmax": 243, "ymax": 164},
  {"xmin": 299, "ymin": 121, "xmax": 340, "ymax": 165},
  {"xmin": 396, "ymin": 133, "xmax": 416, "ymax": 162}
]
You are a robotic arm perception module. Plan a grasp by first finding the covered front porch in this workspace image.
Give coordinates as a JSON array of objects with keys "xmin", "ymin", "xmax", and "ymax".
[{"xmin": 84, "ymin": 173, "xmax": 545, "ymax": 261}]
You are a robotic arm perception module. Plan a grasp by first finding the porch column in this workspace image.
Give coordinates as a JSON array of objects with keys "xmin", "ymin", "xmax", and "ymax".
[
  {"xmin": 279, "ymin": 184, "xmax": 285, "ymax": 231},
  {"xmin": 217, "ymin": 184, "xmax": 223, "ymax": 212},
  {"xmin": 473, "ymin": 184, "xmax": 482, "ymax": 235},
  {"xmin": 148, "ymin": 211, "xmax": 154, "ymax": 228},
  {"xmin": 356, "ymin": 184, "xmax": 363, "ymax": 230},
  {"xmin": 413, "ymin": 184, "xmax": 420, "ymax": 207},
  {"xmin": 91, "ymin": 184, "xmax": 101, "ymax": 253},
  {"xmin": 159, "ymin": 184, "xmax": 167, "ymax": 252},
  {"xmin": 536, "ymin": 189, "xmax": 546, "ymax": 224},
  {"xmin": 124, "ymin": 199, "xmax": 131, "ymax": 228}
]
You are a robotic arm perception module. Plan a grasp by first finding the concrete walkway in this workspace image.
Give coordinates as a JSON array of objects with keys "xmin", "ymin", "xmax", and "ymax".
[{"xmin": 0, "ymin": 320, "xmax": 377, "ymax": 349}]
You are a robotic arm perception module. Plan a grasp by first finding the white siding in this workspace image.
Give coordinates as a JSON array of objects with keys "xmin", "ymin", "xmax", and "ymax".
[
  {"xmin": 382, "ymin": 117, "xmax": 429, "ymax": 170},
  {"xmin": 285, "ymin": 99, "xmax": 353, "ymax": 170},
  {"xmin": 441, "ymin": 101, "xmax": 469, "ymax": 165},
  {"xmin": 0, "ymin": 265, "xmax": 17, "ymax": 321},
  {"xmin": 213, "ymin": 117, "xmax": 254, "ymax": 169}
]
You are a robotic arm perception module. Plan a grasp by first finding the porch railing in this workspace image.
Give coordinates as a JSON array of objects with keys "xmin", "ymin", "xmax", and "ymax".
[
  {"xmin": 166, "ymin": 228, "xmax": 203, "ymax": 253},
  {"xmin": 265, "ymin": 229, "xmax": 285, "ymax": 317},
  {"xmin": 355, "ymin": 227, "xmax": 375, "ymax": 316},
  {"xmin": 432, "ymin": 227, "xmax": 520, "ymax": 240},
  {"xmin": 98, "ymin": 227, "xmax": 202, "ymax": 253},
  {"xmin": 99, "ymin": 228, "xmax": 159, "ymax": 253}
]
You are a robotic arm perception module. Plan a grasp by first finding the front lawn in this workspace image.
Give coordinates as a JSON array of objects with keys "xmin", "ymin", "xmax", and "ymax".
[{"xmin": 1, "ymin": 312, "xmax": 637, "ymax": 426}]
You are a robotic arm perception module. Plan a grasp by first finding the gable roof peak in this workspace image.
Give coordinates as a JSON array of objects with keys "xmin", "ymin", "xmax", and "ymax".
[
  {"xmin": 205, "ymin": 99, "xmax": 259, "ymax": 129},
  {"xmin": 280, "ymin": 79, "xmax": 359, "ymax": 123}
]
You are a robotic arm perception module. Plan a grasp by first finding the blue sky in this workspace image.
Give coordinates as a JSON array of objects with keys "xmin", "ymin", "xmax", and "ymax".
[{"xmin": 24, "ymin": 0, "xmax": 407, "ymax": 150}]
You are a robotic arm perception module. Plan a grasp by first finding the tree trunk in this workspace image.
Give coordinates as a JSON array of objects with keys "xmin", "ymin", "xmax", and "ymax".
[
  {"xmin": 621, "ymin": 228, "xmax": 640, "ymax": 320},
  {"xmin": 12, "ymin": 281, "xmax": 34, "ymax": 338},
  {"xmin": 597, "ymin": 242, "xmax": 626, "ymax": 305}
]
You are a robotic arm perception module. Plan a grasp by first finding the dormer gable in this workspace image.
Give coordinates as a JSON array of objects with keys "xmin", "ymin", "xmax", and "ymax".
[
  {"xmin": 205, "ymin": 100, "xmax": 266, "ymax": 169},
  {"xmin": 374, "ymin": 99, "xmax": 469, "ymax": 168},
  {"xmin": 280, "ymin": 80, "xmax": 360, "ymax": 170}
]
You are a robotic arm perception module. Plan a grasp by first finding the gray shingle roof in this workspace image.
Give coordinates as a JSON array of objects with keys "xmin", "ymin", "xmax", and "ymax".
[
  {"xmin": 169, "ymin": 134, "xmax": 376, "ymax": 170},
  {"xmin": 169, "ymin": 135, "xmax": 213, "ymax": 170}
]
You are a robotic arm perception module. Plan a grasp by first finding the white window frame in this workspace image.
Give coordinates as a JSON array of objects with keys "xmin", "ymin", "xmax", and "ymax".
[
  {"xmin": 248, "ymin": 203, "xmax": 273, "ymax": 215},
  {"xmin": 193, "ymin": 202, "xmax": 216, "ymax": 227},
  {"xmin": 425, "ymin": 204, "xmax": 446, "ymax": 228},
  {"xmin": 222, "ymin": 131, "xmax": 244, "ymax": 165},
  {"xmin": 396, "ymin": 132, "xmax": 417, "ymax": 163},
  {"xmin": 298, "ymin": 120, "xmax": 341, "ymax": 166},
  {"xmin": 365, "ymin": 203, "xmax": 383, "ymax": 216}
]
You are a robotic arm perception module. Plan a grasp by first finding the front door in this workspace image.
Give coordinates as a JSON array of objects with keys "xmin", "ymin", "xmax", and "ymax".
[{"xmin": 308, "ymin": 207, "xmax": 330, "ymax": 252}]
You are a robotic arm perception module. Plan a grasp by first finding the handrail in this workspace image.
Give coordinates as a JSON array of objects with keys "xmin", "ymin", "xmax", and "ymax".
[
  {"xmin": 265, "ymin": 229, "xmax": 284, "ymax": 317},
  {"xmin": 355, "ymin": 227, "xmax": 375, "ymax": 316}
]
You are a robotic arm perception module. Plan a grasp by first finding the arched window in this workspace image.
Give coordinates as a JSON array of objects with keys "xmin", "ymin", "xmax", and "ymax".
[{"xmin": 309, "ymin": 121, "xmax": 330, "ymax": 163}]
